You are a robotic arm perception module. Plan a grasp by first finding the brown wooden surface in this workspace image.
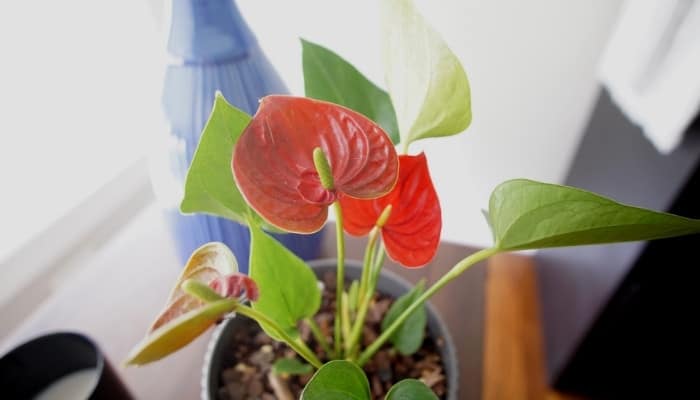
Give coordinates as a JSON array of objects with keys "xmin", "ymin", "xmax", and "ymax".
[{"xmin": 483, "ymin": 252, "xmax": 583, "ymax": 400}]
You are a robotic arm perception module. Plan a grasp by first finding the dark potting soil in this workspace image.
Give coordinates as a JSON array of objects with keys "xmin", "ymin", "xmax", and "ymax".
[{"xmin": 216, "ymin": 272, "xmax": 448, "ymax": 400}]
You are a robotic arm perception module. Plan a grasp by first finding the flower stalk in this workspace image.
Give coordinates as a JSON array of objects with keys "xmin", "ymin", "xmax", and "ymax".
[{"xmin": 356, "ymin": 247, "xmax": 499, "ymax": 366}]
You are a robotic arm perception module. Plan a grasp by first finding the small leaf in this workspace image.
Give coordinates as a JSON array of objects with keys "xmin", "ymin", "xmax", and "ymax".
[
  {"xmin": 381, "ymin": 0, "xmax": 471, "ymax": 148},
  {"xmin": 489, "ymin": 179, "xmax": 700, "ymax": 251},
  {"xmin": 233, "ymin": 95, "xmax": 399, "ymax": 234},
  {"xmin": 127, "ymin": 243, "xmax": 241, "ymax": 366},
  {"xmin": 302, "ymin": 39, "xmax": 400, "ymax": 145},
  {"xmin": 249, "ymin": 223, "xmax": 321, "ymax": 340},
  {"xmin": 385, "ymin": 379, "xmax": 438, "ymax": 400},
  {"xmin": 150, "ymin": 242, "xmax": 237, "ymax": 332},
  {"xmin": 180, "ymin": 93, "xmax": 256, "ymax": 225},
  {"xmin": 126, "ymin": 298, "xmax": 237, "ymax": 366},
  {"xmin": 301, "ymin": 360, "xmax": 371, "ymax": 400},
  {"xmin": 273, "ymin": 358, "xmax": 314, "ymax": 376},
  {"xmin": 381, "ymin": 280, "xmax": 427, "ymax": 355}
]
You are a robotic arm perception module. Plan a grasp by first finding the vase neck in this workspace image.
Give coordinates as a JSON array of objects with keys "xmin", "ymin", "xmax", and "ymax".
[{"xmin": 167, "ymin": 0, "xmax": 256, "ymax": 64}]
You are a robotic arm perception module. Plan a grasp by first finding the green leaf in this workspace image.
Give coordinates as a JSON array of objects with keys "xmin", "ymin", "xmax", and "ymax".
[
  {"xmin": 301, "ymin": 360, "xmax": 371, "ymax": 400},
  {"xmin": 125, "ymin": 298, "xmax": 237, "ymax": 366},
  {"xmin": 273, "ymin": 358, "xmax": 314, "ymax": 376},
  {"xmin": 180, "ymin": 92, "xmax": 255, "ymax": 225},
  {"xmin": 249, "ymin": 223, "xmax": 321, "ymax": 340},
  {"xmin": 489, "ymin": 179, "xmax": 700, "ymax": 251},
  {"xmin": 381, "ymin": 280, "xmax": 427, "ymax": 355},
  {"xmin": 126, "ymin": 243, "xmax": 240, "ymax": 366},
  {"xmin": 380, "ymin": 0, "xmax": 471, "ymax": 149},
  {"xmin": 385, "ymin": 379, "xmax": 438, "ymax": 400},
  {"xmin": 302, "ymin": 39, "xmax": 400, "ymax": 145}
]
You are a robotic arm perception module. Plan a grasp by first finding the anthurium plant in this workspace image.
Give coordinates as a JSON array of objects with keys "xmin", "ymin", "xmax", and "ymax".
[{"xmin": 127, "ymin": 0, "xmax": 700, "ymax": 398}]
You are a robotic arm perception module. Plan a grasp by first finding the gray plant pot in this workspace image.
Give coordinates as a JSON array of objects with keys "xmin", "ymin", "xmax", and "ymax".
[{"xmin": 201, "ymin": 259, "xmax": 459, "ymax": 399}]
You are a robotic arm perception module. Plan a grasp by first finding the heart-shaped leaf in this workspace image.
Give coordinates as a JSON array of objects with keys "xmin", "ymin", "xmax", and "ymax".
[
  {"xmin": 341, "ymin": 154, "xmax": 441, "ymax": 267},
  {"xmin": 273, "ymin": 358, "xmax": 314, "ymax": 376},
  {"xmin": 126, "ymin": 243, "xmax": 239, "ymax": 366},
  {"xmin": 381, "ymin": 280, "xmax": 427, "ymax": 355},
  {"xmin": 125, "ymin": 298, "xmax": 237, "ymax": 366},
  {"xmin": 301, "ymin": 360, "xmax": 371, "ymax": 400},
  {"xmin": 302, "ymin": 39, "xmax": 400, "ymax": 145},
  {"xmin": 249, "ymin": 223, "xmax": 321, "ymax": 340},
  {"xmin": 381, "ymin": 0, "xmax": 471, "ymax": 149},
  {"xmin": 385, "ymin": 379, "xmax": 438, "ymax": 400},
  {"xmin": 232, "ymin": 95, "xmax": 399, "ymax": 234},
  {"xmin": 180, "ymin": 92, "xmax": 257, "ymax": 225},
  {"xmin": 489, "ymin": 179, "xmax": 700, "ymax": 251}
]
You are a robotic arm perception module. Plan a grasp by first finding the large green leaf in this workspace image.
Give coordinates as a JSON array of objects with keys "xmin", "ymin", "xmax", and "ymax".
[
  {"xmin": 301, "ymin": 360, "xmax": 371, "ymax": 400},
  {"xmin": 249, "ymin": 224, "xmax": 321, "ymax": 340},
  {"xmin": 385, "ymin": 379, "xmax": 438, "ymax": 400},
  {"xmin": 381, "ymin": 280, "xmax": 427, "ymax": 355},
  {"xmin": 380, "ymin": 0, "xmax": 471, "ymax": 149},
  {"xmin": 489, "ymin": 179, "xmax": 700, "ymax": 251},
  {"xmin": 180, "ymin": 92, "xmax": 254, "ymax": 225},
  {"xmin": 302, "ymin": 39, "xmax": 400, "ymax": 145}
]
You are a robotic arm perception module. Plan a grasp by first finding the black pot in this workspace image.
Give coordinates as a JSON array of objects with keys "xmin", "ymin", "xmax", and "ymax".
[
  {"xmin": 0, "ymin": 332, "xmax": 133, "ymax": 400},
  {"xmin": 201, "ymin": 259, "xmax": 459, "ymax": 399}
]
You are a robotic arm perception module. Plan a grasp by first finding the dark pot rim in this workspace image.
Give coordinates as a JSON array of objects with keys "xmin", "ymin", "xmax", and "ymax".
[{"xmin": 201, "ymin": 259, "xmax": 459, "ymax": 400}]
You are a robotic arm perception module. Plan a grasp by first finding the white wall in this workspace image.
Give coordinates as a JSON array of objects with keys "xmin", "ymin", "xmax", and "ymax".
[{"xmin": 154, "ymin": 0, "xmax": 624, "ymax": 248}]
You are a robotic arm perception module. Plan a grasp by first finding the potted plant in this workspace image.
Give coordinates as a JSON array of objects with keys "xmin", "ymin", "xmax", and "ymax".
[{"xmin": 126, "ymin": 0, "xmax": 700, "ymax": 399}]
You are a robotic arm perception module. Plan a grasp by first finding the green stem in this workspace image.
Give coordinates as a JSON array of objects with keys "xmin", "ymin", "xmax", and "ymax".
[
  {"xmin": 357, "ymin": 227, "xmax": 380, "ymax": 313},
  {"xmin": 305, "ymin": 317, "xmax": 332, "ymax": 358},
  {"xmin": 346, "ymin": 240, "xmax": 384, "ymax": 357},
  {"xmin": 333, "ymin": 201, "xmax": 346, "ymax": 358},
  {"xmin": 236, "ymin": 305, "xmax": 322, "ymax": 369},
  {"xmin": 356, "ymin": 247, "xmax": 499, "ymax": 366},
  {"xmin": 369, "ymin": 243, "xmax": 387, "ymax": 291}
]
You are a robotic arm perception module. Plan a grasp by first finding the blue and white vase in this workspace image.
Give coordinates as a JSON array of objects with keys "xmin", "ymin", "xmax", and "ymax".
[{"xmin": 152, "ymin": 0, "xmax": 322, "ymax": 271}]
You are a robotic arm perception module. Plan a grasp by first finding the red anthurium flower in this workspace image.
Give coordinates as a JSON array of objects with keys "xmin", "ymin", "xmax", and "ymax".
[
  {"xmin": 233, "ymin": 95, "xmax": 399, "ymax": 233},
  {"xmin": 340, "ymin": 153, "xmax": 442, "ymax": 268}
]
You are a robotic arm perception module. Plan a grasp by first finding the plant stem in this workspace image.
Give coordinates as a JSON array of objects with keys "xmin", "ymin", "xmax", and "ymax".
[
  {"xmin": 356, "ymin": 247, "xmax": 499, "ymax": 366},
  {"xmin": 346, "ymin": 241, "xmax": 385, "ymax": 357},
  {"xmin": 305, "ymin": 317, "xmax": 332, "ymax": 358},
  {"xmin": 357, "ymin": 228, "xmax": 380, "ymax": 315},
  {"xmin": 236, "ymin": 305, "xmax": 322, "ymax": 369},
  {"xmin": 333, "ymin": 201, "xmax": 346, "ymax": 358}
]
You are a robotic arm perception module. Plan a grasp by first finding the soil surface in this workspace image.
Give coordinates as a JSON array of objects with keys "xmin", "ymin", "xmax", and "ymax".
[{"xmin": 217, "ymin": 272, "xmax": 448, "ymax": 399}]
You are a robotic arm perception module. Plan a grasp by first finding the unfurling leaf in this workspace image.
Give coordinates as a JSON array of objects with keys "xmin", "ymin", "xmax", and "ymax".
[
  {"xmin": 273, "ymin": 358, "xmax": 314, "ymax": 376},
  {"xmin": 489, "ymin": 179, "xmax": 700, "ymax": 251},
  {"xmin": 249, "ymin": 223, "xmax": 321, "ymax": 340},
  {"xmin": 302, "ymin": 39, "xmax": 400, "ymax": 145},
  {"xmin": 233, "ymin": 95, "xmax": 399, "ymax": 234},
  {"xmin": 385, "ymin": 379, "xmax": 438, "ymax": 400},
  {"xmin": 381, "ymin": 0, "xmax": 471, "ymax": 149},
  {"xmin": 126, "ymin": 243, "xmax": 240, "ymax": 366},
  {"xmin": 381, "ymin": 280, "xmax": 427, "ymax": 355},
  {"xmin": 301, "ymin": 360, "xmax": 371, "ymax": 400}
]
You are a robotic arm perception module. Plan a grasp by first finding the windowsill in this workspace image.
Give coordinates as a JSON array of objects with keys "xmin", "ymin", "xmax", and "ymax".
[{"xmin": 0, "ymin": 159, "xmax": 153, "ymax": 339}]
